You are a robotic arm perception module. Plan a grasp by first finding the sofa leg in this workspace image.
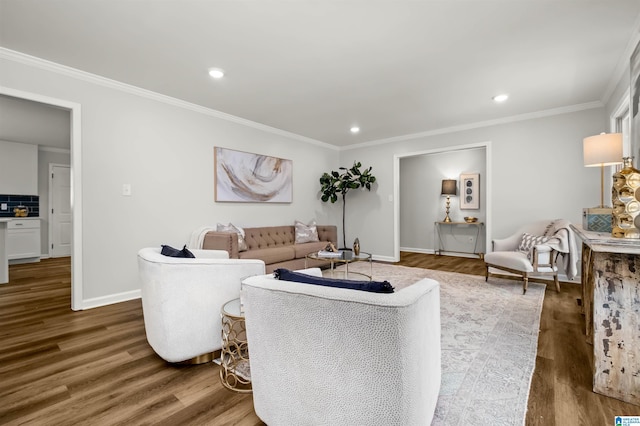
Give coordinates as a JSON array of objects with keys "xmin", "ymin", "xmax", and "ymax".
[
  {"xmin": 485, "ymin": 265, "xmax": 489, "ymax": 282},
  {"xmin": 554, "ymin": 274, "xmax": 560, "ymax": 292},
  {"xmin": 522, "ymin": 275, "xmax": 528, "ymax": 295}
]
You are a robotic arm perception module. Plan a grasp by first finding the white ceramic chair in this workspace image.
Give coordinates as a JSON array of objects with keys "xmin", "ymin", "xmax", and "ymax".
[
  {"xmin": 484, "ymin": 220, "xmax": 561, "ymax": 294},
  {"xmin": 241, "ymin": 268, "xmax": 441, "ymax": 425},
  {"xmin": 137, "ymin": 247, "xmax": 265, "ymax": 363}
]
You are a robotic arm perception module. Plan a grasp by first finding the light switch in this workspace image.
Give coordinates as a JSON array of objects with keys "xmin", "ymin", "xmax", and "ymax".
[
  {"xmin": 122, "ymin": 184, "xmax": 132, "ymax": 196},
  {"xmin": 0, "ymin": 203, "xmax": 7, "ymax": 211}
]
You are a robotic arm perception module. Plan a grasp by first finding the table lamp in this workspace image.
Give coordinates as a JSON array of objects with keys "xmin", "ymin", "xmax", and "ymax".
[
  {"xmin": 582, "ymin": 132, "xmax": 623, "ymax": 232},
  {"xmin": 441, "ymin": 179, "xmax": 457, "ymax": 223}
]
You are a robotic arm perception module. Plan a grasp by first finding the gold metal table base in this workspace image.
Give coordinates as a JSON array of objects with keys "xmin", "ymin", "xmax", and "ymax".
[{"xmin": 220, "ymin": 301, "xmax": 251, "ymax": 393}]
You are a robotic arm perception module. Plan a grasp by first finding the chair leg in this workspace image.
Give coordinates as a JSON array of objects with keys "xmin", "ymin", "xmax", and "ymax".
[
  {"xmin": 523, "ymin": 274, "xmax": 528, "ymax": 295},
  {"xmin": 485, "ymin": 264, "xmax": 489, "ymax": 282},
  {"xmin": 554, "ymin": 274, "xmax": 560, "ymax": 292}
]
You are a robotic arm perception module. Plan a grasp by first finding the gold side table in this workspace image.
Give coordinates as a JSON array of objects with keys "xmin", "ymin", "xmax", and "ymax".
[{"xmin": 220, "ymin": 298, "xmax": 251, "ymax": 393}]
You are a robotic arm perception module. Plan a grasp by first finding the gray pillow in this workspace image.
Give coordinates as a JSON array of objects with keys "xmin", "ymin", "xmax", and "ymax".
[
  {"xmin": 217, "ymin": 223, "xmax": 248, "ymax": 252},
  {"xmin": 295, "ymin": 219, "xmax": 319, "ymax": 244},
  {"xmin": 518, "ymin": 233, "xmax": 548, "ymax": 259}
]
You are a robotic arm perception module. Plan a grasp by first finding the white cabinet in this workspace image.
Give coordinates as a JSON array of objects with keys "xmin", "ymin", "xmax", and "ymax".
[{"xmin": 8, "ymin": 219, "xmax": 41, "ymax": 262}]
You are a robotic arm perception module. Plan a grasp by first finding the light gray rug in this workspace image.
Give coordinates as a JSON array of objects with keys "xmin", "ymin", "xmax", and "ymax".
[{"xmin": 329, "ymin": 262, "xmax": 545, "ymax": 426}]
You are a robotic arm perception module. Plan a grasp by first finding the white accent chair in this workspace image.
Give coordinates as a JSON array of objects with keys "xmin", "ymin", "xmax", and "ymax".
[
  {"xmin": 137, "ymin": 247, "xmax": 265, "ymax": 363},
  {"xmin": 241, "ymin": 268, "xmax": 441, "ymax": 426},
  {"xmin": 484, "ymin": 220, "xmax": 560, "ymax": 294}
]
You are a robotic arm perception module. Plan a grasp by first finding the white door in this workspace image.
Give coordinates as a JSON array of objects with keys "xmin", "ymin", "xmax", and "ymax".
[{"xmin": 50, "ymin": 164, "xmax": 71, "ymax": 257}]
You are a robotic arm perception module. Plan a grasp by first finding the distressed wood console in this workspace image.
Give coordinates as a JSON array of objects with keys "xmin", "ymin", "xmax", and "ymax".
[{"xmin": 572, "ymin": 225, "xmax": 640, "ymax": 406}]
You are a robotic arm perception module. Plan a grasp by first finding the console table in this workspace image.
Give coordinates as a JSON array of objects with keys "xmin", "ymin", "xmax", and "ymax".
[
  {"xmin": 434, "ymin": 221, "xmax": 484, "ymax": 258},
  {"xmin": 572, "ymin": 225, "xmax": 640, "ymax": 406}
]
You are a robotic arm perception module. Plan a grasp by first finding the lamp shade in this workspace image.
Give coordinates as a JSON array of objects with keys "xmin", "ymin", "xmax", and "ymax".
[
  {"xmin": 583, "ymin": 133, "xmax": 623, "ymax": 167},
  {"xmin": 441, "ymin": 179, "xmax": 457, "ymax": 196}
]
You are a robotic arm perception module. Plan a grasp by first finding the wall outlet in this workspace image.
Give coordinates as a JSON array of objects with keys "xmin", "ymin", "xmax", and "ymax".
[{"xmin": 0, "ymin": 203, "xmax": 7, "ymax": 211}]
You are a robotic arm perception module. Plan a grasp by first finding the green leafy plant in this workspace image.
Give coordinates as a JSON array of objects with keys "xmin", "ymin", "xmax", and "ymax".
[{"xmin": 319, "ymin": 161, "xmax": 376, "ymax": 248}]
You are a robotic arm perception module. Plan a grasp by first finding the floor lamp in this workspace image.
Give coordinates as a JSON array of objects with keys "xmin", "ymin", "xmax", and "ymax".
[
  {"xmin": 441, "ymin": 179, "xmax": 457, "ymax": 223},
  {"xmin": 582, "ymin": 133, "xmax": 623, "ymax": 231}
]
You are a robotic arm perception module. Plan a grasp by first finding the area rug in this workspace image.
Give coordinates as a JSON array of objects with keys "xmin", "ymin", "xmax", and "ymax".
[{"xmin": 328, "ymin": 262, "xmax": 545, "ymax": 426}]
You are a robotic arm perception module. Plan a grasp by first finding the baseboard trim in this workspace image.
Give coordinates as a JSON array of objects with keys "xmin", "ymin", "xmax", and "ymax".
[{"xmin": 81, "ymin": 290, "xmax": 141, "ymax": 310}]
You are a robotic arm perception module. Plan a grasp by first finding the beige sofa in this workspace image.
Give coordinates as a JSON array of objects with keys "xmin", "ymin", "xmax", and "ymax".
[{"xmin": 202, "ymin": 225, "xmax": 337, "ymax": 273}]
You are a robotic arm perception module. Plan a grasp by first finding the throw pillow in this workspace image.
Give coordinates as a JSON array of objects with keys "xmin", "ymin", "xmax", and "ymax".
[
  {"xmin": 518, "ymin": 233, "xmax": 549, "ymax": 259},
  {"xmin": 161, "ymin": 244, "xmax": 195, "ymax": 258},
  {"xmin": 294, "ymin": 219, "xmax": 319, "ymax": 244},
  {"xmin": 217, "ymin": 223, "xmax": 248, "ymax": 252},
  {"xmin": 274, "ymin": 268, "xmax": 394, "ymax": 294}
]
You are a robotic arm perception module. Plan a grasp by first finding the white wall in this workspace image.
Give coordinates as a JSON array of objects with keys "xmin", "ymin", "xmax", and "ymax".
[
  {"xmin": 400, "ymin": 147, "xmax": 486, "ymax": 254},
  {"xmin": 0, "ymin": 139, "xmax": 37, "ymax": 195},
  {"xmin": 1, "ymin": 54, "xmax": 339, "ymax": 305},
  {"xmin": 37, "ymin": 148, "xmax": 70, "ymax": 254},
  {"xmin": 340, "ymin": 107, "xmax": 607, "ymax": 260}
]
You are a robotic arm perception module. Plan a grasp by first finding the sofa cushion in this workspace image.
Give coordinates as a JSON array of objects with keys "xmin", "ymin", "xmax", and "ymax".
[
  {"xmin": 274, "ymin": 268, "xmax": 394, "ymax": 293},
  {"xmin": 239, "ymin": 246, "xmax": 295, "ymax": 264},
  {"xmin": 484, "ymin": 251, "xmax": 534, "ymax": 272},
  {"xmin": 294, "ymin": 219, "xmax": 319, "ymax": 243},
  {"xmin": 293, "ymin": 241, "xmax": 328, "ymax": 258}
]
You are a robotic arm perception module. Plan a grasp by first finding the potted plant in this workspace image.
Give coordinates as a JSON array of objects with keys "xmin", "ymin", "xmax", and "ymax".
[{"xmin": 319, "ymin": 161, "xmax": 376, "ymax": 248}]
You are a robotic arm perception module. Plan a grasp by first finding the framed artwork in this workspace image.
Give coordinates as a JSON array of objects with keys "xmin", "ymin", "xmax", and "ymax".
[
  {"xmin": 631, "ymin": 39, "xmax": 640, "ymax": 161},
  {"xmin": 214, "ymin": 147, "xmax": 293, "ymax": 203},
  {"xmin": 460, "ymin": 173, "xmax": 480, "ymax": 210}
]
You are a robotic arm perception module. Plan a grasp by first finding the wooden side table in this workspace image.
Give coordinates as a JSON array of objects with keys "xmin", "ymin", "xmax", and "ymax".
[{"xmin": 220, "ymin": 298, "xmax": 251, "ymax": 393}]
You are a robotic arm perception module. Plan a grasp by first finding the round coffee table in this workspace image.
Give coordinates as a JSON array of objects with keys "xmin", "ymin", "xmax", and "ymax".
[
  {"xmin": 305, "ymin": 250, "xmax": 372, "ymax": 280},
  {"xmin": 220, "ymin": 298, "xmax": 251, "ymax": 393}
]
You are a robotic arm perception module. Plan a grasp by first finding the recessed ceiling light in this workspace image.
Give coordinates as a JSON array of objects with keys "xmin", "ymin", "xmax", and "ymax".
[
  {"xmin": 208, "ymin": 68, "xmax": 225, "ymax": 79},
  {"xmin": 350, "ymin": 126, "xmax": 360, "ymax": 134},
  {"xmin": 492, "ymin": 94, "xmax": 509, "ymax": 103}
]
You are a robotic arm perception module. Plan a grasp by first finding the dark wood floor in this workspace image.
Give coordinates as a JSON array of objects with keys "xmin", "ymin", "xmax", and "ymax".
[{"xmin": 1, "ymin": 255, "xmax": 637, "ymax": 425}]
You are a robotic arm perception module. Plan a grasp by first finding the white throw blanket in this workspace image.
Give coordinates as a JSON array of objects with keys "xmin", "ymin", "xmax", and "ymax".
[
  {"xmin": 188, "ymin": 226, "xmax": 217, "ymax": 249},
  {"xmin": 543, "ymin": 219, "xmax": 579, "ymax": 280}
]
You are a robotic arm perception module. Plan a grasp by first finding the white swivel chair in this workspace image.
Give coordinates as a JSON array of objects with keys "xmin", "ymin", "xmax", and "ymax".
[
  {"xmin": 137, "ymin": 247, "xmax": 265, "ymax": 363},
  {"xmin": 484, "ymin": 220, "xmax": 561, "ymax": 294},
  {"xmin": 241, "ymin": 268, "xmax": 442, "ymax": 425}
]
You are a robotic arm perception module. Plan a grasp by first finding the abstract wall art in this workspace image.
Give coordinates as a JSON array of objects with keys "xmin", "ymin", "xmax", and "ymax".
[{"xmin": 214, "ymin": 147, "xmax": 293, "ymax": 203}]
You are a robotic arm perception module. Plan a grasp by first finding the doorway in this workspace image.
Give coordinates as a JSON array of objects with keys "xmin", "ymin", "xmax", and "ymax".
[
  {"xmin": 393, "ymin": 141, "xmax": 492, "ymax": 260},
  {"xmin": 0, "ymin": 87, "xmax": 83, "ymax": 310}
]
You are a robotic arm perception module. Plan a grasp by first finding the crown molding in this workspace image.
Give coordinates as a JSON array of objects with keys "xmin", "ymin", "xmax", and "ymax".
[
  {"xmin": 341, "ymin": 101, "xmax": 604, "ymax": 151},
  {"xmin": 0, "ymin": 48, "xmax": 338, "ymax": 151}
]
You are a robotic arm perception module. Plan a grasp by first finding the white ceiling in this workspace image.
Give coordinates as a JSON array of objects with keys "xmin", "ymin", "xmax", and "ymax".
[{"xmin": 1, "ymin": 0, "xmax": 640, "ymax": 147}]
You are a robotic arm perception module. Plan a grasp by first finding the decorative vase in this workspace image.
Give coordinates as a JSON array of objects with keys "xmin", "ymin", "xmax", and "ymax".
[
  {"xmin": 353, "ymin": 238, "xmax": 360, "ymax": 255},
  {"xmin": 611, "ymin": 157, "xmax": 640, "ymax": 239}
]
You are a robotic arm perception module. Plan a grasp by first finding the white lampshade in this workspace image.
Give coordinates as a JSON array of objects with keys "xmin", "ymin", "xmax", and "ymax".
[{"xmin": 583, "ymin": 133, "xmax": 623, "ymax": 167}]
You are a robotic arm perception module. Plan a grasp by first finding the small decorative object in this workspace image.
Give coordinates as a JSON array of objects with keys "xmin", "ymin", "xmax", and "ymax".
[
  {"xmin": 440, "ymin": 179, "xmax": 457, "ymax": 222},
  {"xmin": 353, "ymin": 237, "xmax": 360, "ymax": 255},
  {"xmin": 320, "ymin": 161, "xmax": 376, "ymax": 248},
  {"xmin": 324, "ymin": 242, "xmax": 338, "ymax": 253},
  {"xmin": 13, "ymin": 205, "xmax": 29, "ymax": 217},
  {"xmin": 611, "ymin": 156, "xmax": 640, "ymax": 239},
  {"xmin": 464, "ymin": 216, "xmax": 478, "ymax": 223},
  {"xmin": 459, "ymin": 173, "xmax": 480, "ymax": 210}
]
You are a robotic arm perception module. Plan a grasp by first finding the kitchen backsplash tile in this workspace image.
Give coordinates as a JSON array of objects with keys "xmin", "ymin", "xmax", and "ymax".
[{"xmin": 0, "ymin": 194, "xmax": 40, "ymax": 217}]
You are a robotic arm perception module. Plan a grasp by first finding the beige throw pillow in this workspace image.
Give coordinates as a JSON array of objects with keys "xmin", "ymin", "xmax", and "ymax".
[
  {"xmin": 295, "ymin": 219, "xmax": 319, "ymax": 244},
  {"xmin": 518, "ymin": 232, "xmax": 548, "ymax": 259},
  {"xmin": 216, "ymin": 223, "xmax": 248, "ymax": 252}
]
